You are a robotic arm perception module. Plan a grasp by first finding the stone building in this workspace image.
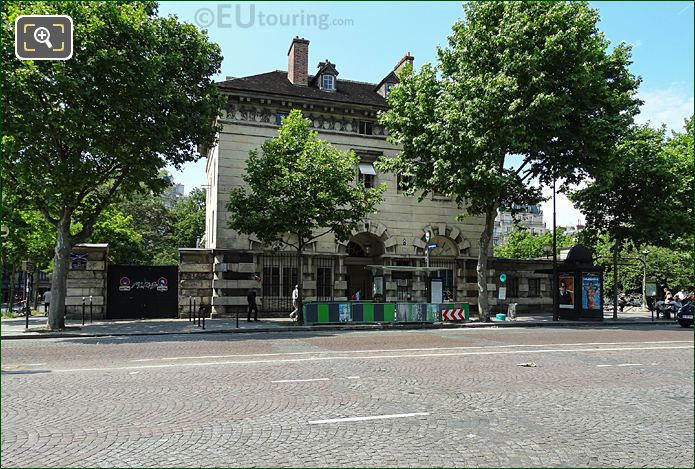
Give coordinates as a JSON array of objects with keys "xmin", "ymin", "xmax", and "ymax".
[
  {"xmin": 202, "ymin": 37, "xmax": 548, "ymax": 316},
  {"xmin": 493, "ymin": 204, "xmax": 548, "ymax": 246}
]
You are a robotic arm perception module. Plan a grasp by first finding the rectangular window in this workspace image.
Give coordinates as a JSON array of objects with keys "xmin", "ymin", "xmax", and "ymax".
[
  {"xmin": 276, "ymin": 112, "xmax": 289, "ymax": 126},
  {"xmin": 262, "ymin": 267, "xmax": 280, "ymax": 297},
  {"xmin": 397, "ymin": 173, "xmax": 412, "ymax": 192},
  {"xmin": 385, "ymin": 83, "xmax": 394, "ymax": 96},
  {"xmin": 358, "ymin": 162, "xmax": 376, "ymax": 188},
  {"xmin": 316, "ymin": 267, "xmax": 332, "ymax": 299},
  {"xmin": 358, "ymin": 121, "xmax": 373, "ymax": 135},
  {"xmin": 508, "ymin": 277, "xmax": 519, "ymax": 298},
  {"xmin": 322, "ymin": 74, "xmax": 334, "ymax": 90},
  {"xmin": 529, "ymin": 278, "xmax": 541, "ymax": 298},
  {"xmin": 281, "ymin": 267, "xmax": 298, "ymax": 298}
]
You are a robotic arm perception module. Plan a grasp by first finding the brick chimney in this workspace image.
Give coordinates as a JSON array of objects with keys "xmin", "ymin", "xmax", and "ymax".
[
  {"xmin": 394, "ymin": 52, "xmax": 414, "ymax": 77},
  {"xmin": 288, "ymin": 36, "xmax": 310, "ymax": 86}
]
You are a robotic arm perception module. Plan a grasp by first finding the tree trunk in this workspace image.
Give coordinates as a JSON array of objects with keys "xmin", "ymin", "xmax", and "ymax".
[
  {"xmin": 7, "ymin": 262, "xmax": 16, "ymax": 314},
  {"xmin": 48, "ymin": 220, "xmax": 72, "ymax": 330},
  {"xmin": 296, "ymin": 246, "xmax": 304, "ymax": 326},
  {"xmin": 476, "ymin": 203, "xmax": 497, "ymax": 322}
]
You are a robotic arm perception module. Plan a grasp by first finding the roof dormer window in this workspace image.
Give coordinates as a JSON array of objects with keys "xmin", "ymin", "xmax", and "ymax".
[{"xmin": 322, "ymin": 74, "xmax": 335, "ymax": 91}]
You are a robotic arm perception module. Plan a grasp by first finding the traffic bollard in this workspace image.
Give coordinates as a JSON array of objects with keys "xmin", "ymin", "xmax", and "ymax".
[
  {"xmin": 89, "ymin": 296, "xmax": 93, "ymax": 323},
  {"xmin": 193, "ymin": 299, "xmax": 196, "ymax": 325},
  {"xmin": 82, "ymin": 297, "xmax": 86, "ymax": 326},
  {"xmin": 188, "ymin": 296, "xmax": 192, "ymax": 322},
  {"xmin": 202, "ymin": 306, "xmax": 205, "ymax": 329},
  {"xmin": 236, "ymin": 309, "xmax": 239, "ymax": 329},
  {"xmin": 198, "ymin": 304, "xmax": 201, "ymax": 327},
  {"xmin": 25, "ymin": 304, "xmax": 30, "ymax": 329}
]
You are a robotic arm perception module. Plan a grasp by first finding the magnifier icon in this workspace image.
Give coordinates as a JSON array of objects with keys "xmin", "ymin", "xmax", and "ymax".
[{"xmin": 33, "ymin": 27, "xmax": 53, "ymax": 49}]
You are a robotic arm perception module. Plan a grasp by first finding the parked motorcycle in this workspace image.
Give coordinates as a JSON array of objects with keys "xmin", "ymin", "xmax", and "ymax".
[
  {"xmin": 655, "ymin": 300, "xmax": 680, "ymax": 319},
  {"xmin": 676, "ymin": 297, "xmax": 694, "ymax": 328}
]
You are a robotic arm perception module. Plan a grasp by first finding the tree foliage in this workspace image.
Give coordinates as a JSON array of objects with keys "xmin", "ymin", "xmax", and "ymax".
[
  {"xmin": 570, "ymin": 121, "xmax": 692, "ymax": 248},
  {"xmin": 379, "ymin": 1, "xmax": 641, "ymax": 320},
  {"xmin": 494, "ymin": 227, "xmax": 575, "ymax": 259},
  {"xmin": 227, "ymin": 110, "xmax": 384, "ymax": 323},
  {"xmin": 2, "ymin": 1, "xmax": 223, "ymax": 329}
]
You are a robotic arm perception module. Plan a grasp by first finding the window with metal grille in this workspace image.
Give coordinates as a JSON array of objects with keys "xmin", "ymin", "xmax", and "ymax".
[
  {"xmin": 508, "ymin": 277, "xmax": 519, "ymax": 298},
  {"xmin": 316, "ymin": 267, "xmax": 332, "ymax": 299},
  {"xmin": 282, "ymin": 267, "xmax": 298, "ymax": 297},
  {"xmin": 262, "ymin": 266, "xmax": 280, "ymax": 297},
  {"xmin": 528, "ymin": 278, "xmax": 541, "ymax": 297}
]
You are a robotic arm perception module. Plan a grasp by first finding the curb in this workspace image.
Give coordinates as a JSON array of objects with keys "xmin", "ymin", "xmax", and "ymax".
[{"xmin": 0, "ymin": 319, "xmax": 680, "ymax": 340}]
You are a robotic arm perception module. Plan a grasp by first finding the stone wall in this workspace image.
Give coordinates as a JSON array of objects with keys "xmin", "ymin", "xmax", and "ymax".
[
  {"xmin": 489, "ymin": 258, "xmax": 554, "ymax": 314},
  {"xmin": 179, "ymin": 248, "xmax": 213, "ymax": 318},
  {"xmin": 65, "ymin": 244, "xmax": 107, "ymax": 319}
]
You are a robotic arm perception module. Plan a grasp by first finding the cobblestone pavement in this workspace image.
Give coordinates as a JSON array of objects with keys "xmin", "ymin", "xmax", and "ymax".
[{"xmin": 2, "ymin": 326, "xmax": 693, "ymax": 467}]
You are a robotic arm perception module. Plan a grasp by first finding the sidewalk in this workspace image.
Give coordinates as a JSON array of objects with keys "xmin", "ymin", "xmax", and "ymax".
[{"xmin": 0, "ymin": 307, "xmax": 678, "ymax": 340}]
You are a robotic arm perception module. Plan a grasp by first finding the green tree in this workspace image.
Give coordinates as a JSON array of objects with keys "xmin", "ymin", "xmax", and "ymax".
[
  {"xmin": 170, "ymin": 187, "xmax": 206, "ymax": 250},
  {"xmin": 570, "ymin": 121, "xmax": 693, "ymax": 310},
  {"xmin": 494, "ymin": 227, "xmax": 575, "ymax": 259},
  {"xmin": 227, "ymin": 111, "xmax": 384, "ymax": 324},
  {"xmin": 379, "ymin": 1, "xmax": 640, "ymax": 320},
  {"xmin": 88, "ymin": 208, "xmax": 145, "ymax": 265},
  {"xmin": 113, "ymin": 188, "xmax": 173, "ymax": 265},
  {"xmin": 2, "ymin": 1, "xmax": 223, "ymax": 329}
]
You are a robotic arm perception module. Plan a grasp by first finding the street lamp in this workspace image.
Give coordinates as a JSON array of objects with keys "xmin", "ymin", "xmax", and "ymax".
[{"xmin": 641, "ymin": 249, "xmax": 650, "ymax": 308}]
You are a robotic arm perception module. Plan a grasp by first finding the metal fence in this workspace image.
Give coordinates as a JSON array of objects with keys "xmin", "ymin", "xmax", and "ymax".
[{"xmin": 260, "ymin": 253, "xmax": 297, "ymax": 313}]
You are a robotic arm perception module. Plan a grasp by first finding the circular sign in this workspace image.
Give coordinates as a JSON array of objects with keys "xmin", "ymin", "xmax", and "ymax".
[
  {"xmin": 157, "ymin": 277, "xmax": 168, "ymax": 286},
  {"xmin": 119, "ymin": 277, "xmax": 131, "ymax": 286},
  {"xmin": 499, "ymin": 273, "xmax": 507, "ymax": 283}
]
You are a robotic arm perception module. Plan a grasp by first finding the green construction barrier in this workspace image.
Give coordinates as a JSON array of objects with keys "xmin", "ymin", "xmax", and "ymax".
[
  {"xmin": 439, "ymin": 302, "xmax": 470, "ymax": 321},
  {"xmin": 303, "ymin": 302, "xmax": 351, "ymax": 324},
  {"xmin": 351, "ymin": 303, "xmax": 396, "ymax": 323},
  {"xmin": 395, "ymin": 303, "xmax": 439, "ymax": 322}
]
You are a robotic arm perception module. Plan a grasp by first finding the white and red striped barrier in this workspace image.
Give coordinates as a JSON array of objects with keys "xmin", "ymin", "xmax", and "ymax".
[{"xmin": 442, "ymin": 308, "xmax": 467, "ymax": 321}]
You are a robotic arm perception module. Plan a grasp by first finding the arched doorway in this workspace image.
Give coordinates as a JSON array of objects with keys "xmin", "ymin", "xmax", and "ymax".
[{"xmin": 345, "ymin": 233, "xmax": 384, "ymax": 300}]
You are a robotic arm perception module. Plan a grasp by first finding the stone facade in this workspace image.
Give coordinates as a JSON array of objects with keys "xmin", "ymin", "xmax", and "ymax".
[
  {"xmin": 203, "ymin": 37, "xmax": 553, "ymax": 316},
  {"xmin": 178, "ymin": 248, "xmax": 214, "ymax": 318},
  {"xmin": 65, "ymin": 244, "xmax": 107, "ymax": 319}
]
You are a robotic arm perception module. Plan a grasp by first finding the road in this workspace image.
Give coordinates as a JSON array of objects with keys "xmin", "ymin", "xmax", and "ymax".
[{"xmin": 2, "ymin": 326, "xmax": 693, "ymax": 467}]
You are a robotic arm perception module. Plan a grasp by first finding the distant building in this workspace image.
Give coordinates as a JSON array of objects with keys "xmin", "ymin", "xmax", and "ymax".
[
  {"xmin": 493, "ymin": 204, "xmax": 548, "ymax": 246},
  {"xmin": 561, "ymin": 222, "xmax": 585, "ymax": 236},
  {"xmin": 163, "ymin": 182, "xmax": 185, "ymax": 208}
]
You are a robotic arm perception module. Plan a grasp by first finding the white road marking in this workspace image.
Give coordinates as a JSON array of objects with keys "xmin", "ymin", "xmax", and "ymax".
[
  {"xmin": 346, "ymin": 376, "xmax": 361, "ymax": 379},
  {"xmin": 128, "ymin": 340, "xmax": 692, "ymax": 363},
  {"xmin": 48, "ymin": 344, "xmax": 694, "ymax": 373},
  {"xmin": 129, "ymin": 371, "xmax": 140, "ymax": 375},
  {"xmin": 309, "ymin": 412, "xmax": 429, "ymax": 424},
  {"xmin": 271, "ymin": 378, "xmax": 330, "ymax": 383},
  {"xmin": 2, "ymin": 363, "xmax": 46, "ymax": 367},
  {"xmin": 598, "ymin": 363, "xmax": 644, "ymax": 368}
]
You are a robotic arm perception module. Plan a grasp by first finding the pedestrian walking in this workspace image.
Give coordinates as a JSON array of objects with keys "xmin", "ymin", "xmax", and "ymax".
[
  {"xmin": 42, "ymin": 290, "xmax": 51, "ymax": 316},
  {"xmin": 247, "ymin": 288, "xmax": 258, "ymax": 322},
  {"xmin": 290, "ymin": 285, "xmax": 299, "ymax": 321}
]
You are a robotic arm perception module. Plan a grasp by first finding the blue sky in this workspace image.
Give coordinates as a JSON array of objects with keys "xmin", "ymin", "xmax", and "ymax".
[{"xmin": 158, "ymin": 1, "xmax": 694, "ymax": 225}]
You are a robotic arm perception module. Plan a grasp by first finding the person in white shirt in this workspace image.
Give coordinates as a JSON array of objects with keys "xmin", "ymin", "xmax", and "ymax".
[
  {"xmin": 674, "ymin": 289, "xmax": 687, "ymax": 302},
  {"xmin": 290, "ymin": 285, "xmax": 299, "ymax": 320}
]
